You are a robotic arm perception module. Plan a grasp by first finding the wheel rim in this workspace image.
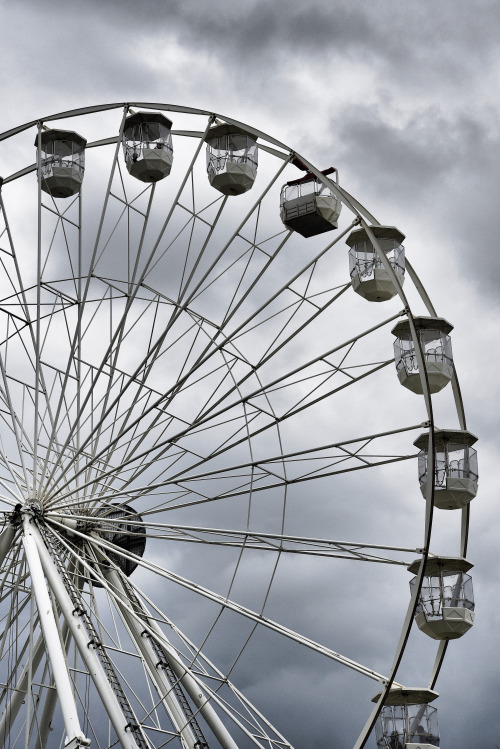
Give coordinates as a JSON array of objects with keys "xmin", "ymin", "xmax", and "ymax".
[{"xmin": 0, "ymin": 103, "xmax": 470, "ymax": 749}]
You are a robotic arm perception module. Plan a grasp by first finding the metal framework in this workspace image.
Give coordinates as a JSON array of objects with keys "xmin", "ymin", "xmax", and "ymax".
[{"xmin": 0, "ymin": 102, "xmax": 470, "ymax": 748}]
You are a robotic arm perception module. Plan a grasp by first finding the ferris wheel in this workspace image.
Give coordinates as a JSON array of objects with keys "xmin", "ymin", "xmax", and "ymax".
[{"xmin": 0, "ymin": 103, "xmax": 477, "ymax": 749}]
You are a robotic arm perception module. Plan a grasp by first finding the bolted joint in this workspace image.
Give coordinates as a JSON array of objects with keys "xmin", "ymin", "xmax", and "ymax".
[
  {"xmin": 64, "ymin": 737, "xmax": 91, "ymax": 749},
  {"xmin": 124, "ymin": 722, "xmax": 140, "ymax": 734}
]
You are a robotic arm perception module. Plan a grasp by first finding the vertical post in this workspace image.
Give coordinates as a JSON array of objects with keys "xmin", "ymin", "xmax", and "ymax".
[
  {"xmin": 22, "ymin": 514, "xmax": 89, "ymax": 746},
  {"xmin": 34, "ymin": 623, "xmax": 70, "ymax": 749},
  {"xmin": 36, "ymin": 565, "xmax": 81, "ymax": 749},
  {"xmin": 28, "ymin": 521, "xmax": 145, "ymax": 749},
  {"xmin": 0, "ymin": 631, "xmax": 46, "ymax": 746},
  {"xmin": 104, "ymin": 569, "xmax": 239, "ymax": 749},
  {"xmin": 33, "ymin": 123, "xmax": 43, "ymax": 493},
  {"xmin": 104, "ymin": 568, "xmax": 198, "ymax": 749}
]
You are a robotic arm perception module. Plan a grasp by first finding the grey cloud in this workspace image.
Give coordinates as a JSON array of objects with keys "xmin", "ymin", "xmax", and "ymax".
[
  {"xmin": 11, "ymin": 0, "xmax": 500, "ymax": 80},
  {"xmin": 337, "ymin": 105, "xmax": 461, "ymax": 189},
  {"xmin": 332, "ymin": 103, "xmax": 500, "ymax": 298},
  {"xmin": 0, "ymin": 2, "xmax": 497, "ymax": 747}
]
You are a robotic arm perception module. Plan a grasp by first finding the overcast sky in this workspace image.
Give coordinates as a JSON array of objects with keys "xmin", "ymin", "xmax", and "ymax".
[{"xmin": 0, "ymin": 1, "xmax": 499, "ymax": 747}]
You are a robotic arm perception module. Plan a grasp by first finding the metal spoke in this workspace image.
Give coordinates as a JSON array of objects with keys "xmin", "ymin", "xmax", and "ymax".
[{"xmin": 0, "ymin": 102, "xmax": 470, "ymax": 749}]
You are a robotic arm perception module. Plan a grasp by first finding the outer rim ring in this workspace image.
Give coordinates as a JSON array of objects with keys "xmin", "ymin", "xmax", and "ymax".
[{"xmin": 0, "ymin": 102, "xmax": 471, "ymax": 748}]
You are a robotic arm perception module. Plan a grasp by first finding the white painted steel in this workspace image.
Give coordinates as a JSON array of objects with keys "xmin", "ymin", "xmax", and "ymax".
[
  {"xmin": 103, "ymin": 567, "xmax": 199, "ymax": 749},
  {"xmin": 28, "ymin": 521, "xmax": 145, "ymax": 749},
  {"xmin": 0, "ymin": 631, "xmax": 46, "ymax": 745},
  {"xmin": 74, "ymin": 520, "xmax": 396, "ymax": 685},
  {"xmin": 0, "ymin": 102, "xmax": 473, "ymax": 749},
  {"xmin": 33, "ymin": 639, "xmax": 67, "ymax": 749},
  {"xmin": 21, "ymin": 515, "xmax": 89, "ymax": 746},
  {"xmin": 104, "ymin": 567, "xmax": 239, "ymax": 749},
  {"xmin": 144, "ymin": 620, "xmax": 241, "ymax": 749}
]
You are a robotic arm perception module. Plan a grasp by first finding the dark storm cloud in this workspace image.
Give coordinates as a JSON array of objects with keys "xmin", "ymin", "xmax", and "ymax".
[
  {"xmin": 335, "ymin": 104, "xmax": 493, "ymax": 208},
  {"xmin": 149, "ymin": 0, "xmax": 500, "ymax": 91},
  {"xmin": 338, "ymin": 105, "xmax": 467, "ymax": 190},
  {"xmin": 0, "ymin": 1, "xmax": 498, "ymax": 747},
  {"xmin": 333, "ymin": 103, "xmax": 500, "ymax": 299},
  {"xmin": 10, "ymin": 0, "xmax": 500, "ymax": 79}
]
